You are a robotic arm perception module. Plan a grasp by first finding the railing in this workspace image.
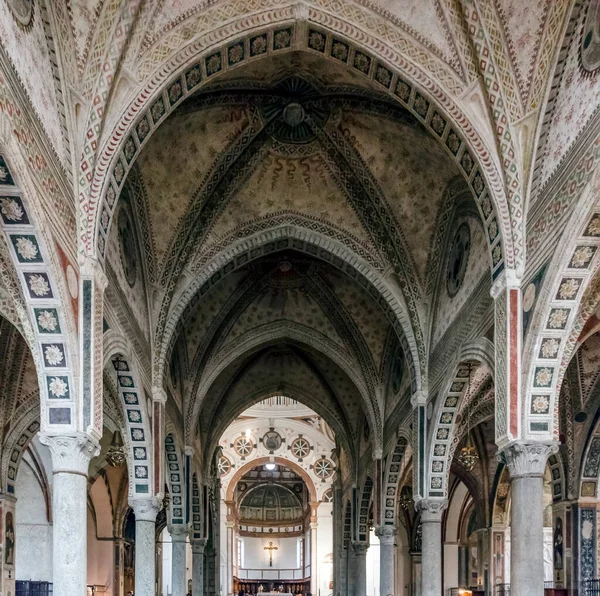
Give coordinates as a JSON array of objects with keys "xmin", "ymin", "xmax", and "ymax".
[
  {"xmin": 581, "ymin": 579, "xmax": 600, "ymax": 595},
  {"xmin": 495, "ymin": 584, "xmax": 510, "ymax": 595},
  {"xmin": 16, "ymin": 582, "xmax": 53, "ymax": 596},
  {"xmin": 237, "ymin": 567, "xmax": 305, "ymax": 580}
]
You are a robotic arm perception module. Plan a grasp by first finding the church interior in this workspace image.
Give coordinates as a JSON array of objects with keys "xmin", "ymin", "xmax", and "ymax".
[{"xmin": 3, "ymin": 1, "xmax": 600, "ymax": 596}]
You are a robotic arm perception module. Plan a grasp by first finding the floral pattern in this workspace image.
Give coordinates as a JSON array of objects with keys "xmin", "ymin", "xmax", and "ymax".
[
  {"xmin": 531, "ymin": 395, "xmax": 550, "ymax": 414},
  {"xmin": 548, "ymin": 308, "xmax": 569, "ymax": 329},
  {"xmin": 570, "ymin": 246, "xmax": 596, "ymax": 268},
  {"xmin": 534, "ymin": 367, "xmax": 554, "ymax": 387},
  {"xmin": 26, "ymin": 273, "xmax": 50, "ymax": 297},
  {"xmin": 13, "ymin": 235, "xmax": 39, "ymax": 261},
  {"xmin": 131, "ymin": 428, "xmax": 145, "ymax": 441},
  {"xmin": 557, "ymin": 278, "xmax": 581, "ymax": 300},
  {"xmin": 36, "ymin": 309, "xmax": 59, "ymax": 333},
  {"xmin": 44, "ymin": 344, "xmax": 64, "ymax": 366},
  {"xmin": 540, "ymin": 338, "xmax": 560, "ymax": 359},
  {"xmin": 0, "ymin": 197, "xmax": 24, "ymax": 223},
  {"xmin": 48, "ymin": 376, "xmax": 68, "ymax": 398},
  {"xmin": 127, "ymin": 410, "xmax": 142, "ymax": 423}
]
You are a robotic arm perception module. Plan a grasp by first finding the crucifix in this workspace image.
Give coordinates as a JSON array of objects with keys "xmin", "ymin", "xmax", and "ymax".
[{"xmin": 264, "ymin": 541, "xmax": 278, "ymax": 567}]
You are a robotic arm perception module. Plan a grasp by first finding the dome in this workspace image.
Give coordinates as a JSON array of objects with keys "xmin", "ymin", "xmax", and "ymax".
[{"xmin": 239, "ymin": 484, "xmax": 303, "ymax": 522}]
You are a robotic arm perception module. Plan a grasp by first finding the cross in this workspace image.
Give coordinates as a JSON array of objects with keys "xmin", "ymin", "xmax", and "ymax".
[{"xmin": 264, "ymin": 541, "xmax": 278, "ymax": 567}]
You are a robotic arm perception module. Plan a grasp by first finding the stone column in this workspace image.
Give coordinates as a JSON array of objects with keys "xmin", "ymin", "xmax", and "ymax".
[
  {"xmin": 170, "ymin": 525, "xmax": 189, "ymax": 596},
  {"xmin": 192, "ymin": 539, "xmax": 207, "ymax": 596},
  {"xmin": 39, "ymin": 434, "xmax": 99, "ymax": 596},
  {"xmin": 131, "ymin": 498, "xmax": 160, "ymax": 596},
  {"xmin": 499, "ymin": 442, "xmax": 558, "ymax": 596},
  {"xmin": 352, "ymin": 542, "xmax": 368, "ymax": 596},
  {"xmin": 310, "ymin": 521, "xmax": 318, "ymax": 595},
  {"xmin": 417, "ymin": 499, "xmax": 447, "ymax": 596},
  {"xmin": 376, "ymin": 525, "xmax": 396, "ymax": 596}
]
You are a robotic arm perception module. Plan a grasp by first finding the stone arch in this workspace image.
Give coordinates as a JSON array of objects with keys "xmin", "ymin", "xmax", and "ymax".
[
  {"xmin": 522, "ymin": 168, "xmax": 600, "ymax": 441},
  {"xmin": 86, "ymin": 5, "xmax": 513, "ymax": 279},
  {"xmin": 1, "ymin": 405, "xmax": 40, "ymax": 495},
  {"xmin": 224, "ymin": 456, "xmax": 317, "ymax": 503},
  {"xmin": 165, "ymin": 433, "xmax": 186, "ymax": 526},
  {"xmin": 357, "ymin": 476, "xmax": 374, "ymax": 542},
  {"xmin": 427, "ymin": 338, "xmax": 495, "ymax": 498},
  {"xmin": 343, "ymin": 500, "xmax": 352, "ymax": 549},
  {"xmin": 104, "ymin": 349, "xmax": 153, "ymax": 499},
  {"xmin": 202, "ymin": 381, "xmax": 355, "ymax": 475},
  {"xmin": 168, "ymin": 225, "xmax": 419, "ymax": 422},
  {"xmin": 0, "ymin": 142, "xmax": 80, "ymax": 434},
  {"xmin": 188, "ymin": 319, "xmax": 378, "ymax": 451},
  {"xmin": 191, "ymin": 472, "xmax": 203, "ymax": 541},
  {"xmin": 381, "ymin": 436, "xmax": 408, "ymax": 527}
]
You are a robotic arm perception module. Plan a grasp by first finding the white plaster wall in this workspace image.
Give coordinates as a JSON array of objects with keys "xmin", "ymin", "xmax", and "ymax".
[
  {"xmin": 87, "ymin": 508, "xmax": 115, "ymax": 596},
  {"xmin": 15, "ymin": 461, "xmax": 52, "ymax": 581},
  {"xmin": 366, "ymin": 530, "xmax": 380, "ymax": 596},
  {"xmin": 317, "ymin": 504, "xmax": 333, "ymax": 594},
  {"xmin": 242, "ymin": 537, "xmax": 299, "ymax": 569}
]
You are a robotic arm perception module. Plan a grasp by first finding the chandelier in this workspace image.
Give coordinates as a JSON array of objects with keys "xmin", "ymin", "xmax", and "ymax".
[
  {"xmin": 106, "ymin": 430, "xmax": 126, "ymax": 467},
  {"xmin": 399, "ymin": 490, "xmax": 412, "ymax": 510},
  {"xmin": 457, "ymin": 364, "xmax": 479, "ymax": 472}
]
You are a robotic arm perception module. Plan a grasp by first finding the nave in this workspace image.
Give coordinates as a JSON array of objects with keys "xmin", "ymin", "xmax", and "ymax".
[{"xmin": 3, "ymin": 0, "xmax": 600, "ymax": 595}]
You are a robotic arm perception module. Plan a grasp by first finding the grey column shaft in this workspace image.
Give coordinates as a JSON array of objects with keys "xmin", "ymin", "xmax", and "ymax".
[
  {"xmin": 378, "ymin": 536, "xmax": 395, "ymax": 596},
  {"xmin": 192, "ymin": 544, "xmax": 205, "ymax": 596},
  {"xmin": 511, "ymin": 475, "xmax": 544, "ymax": 596},
  {"xmin": 53, "ymin": 471, "xmax": 88, "ymax": 596},
  {"xmin": 499, "ymin": 442, "xmax": 558, "ymax": 596},
  {"xmin": 353, "ymin": 545, "xmax": 368, "ymax": 596},
  {"xmin": 171, "ymin": 532, "xmax": 188, "ymax": 596},
  {"xmin": 39, "ymin": 434, "xmax": 99, "ymax": 596},
  {"xmin": 421, "ymin": 518, "xmax": 443, "ymax": 596},
  {"xmin": 131, "ymin": 499, "xmax": 160, "ymax": 596},
  {"xmin": 135, "ymin": 519, "xmax": 157, "ymax": 596}
]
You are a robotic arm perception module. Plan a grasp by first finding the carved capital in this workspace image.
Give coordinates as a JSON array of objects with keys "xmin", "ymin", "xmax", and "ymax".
[
  {"xmin": 375, "ymin": 525, "xmax": 396, "ymax": 545},
  {"xmin": 415, "ymin": 498, "xmax": 447, "ymax": 522},
  {"xmin": 411, "ymin": 390, "xmax": 427, "ymax": 408},
  {"xmin": 352, "ymin": 542, "xmax": 369, "ymax": 556},
  {"xmin": 498, "ymin": 441, "xmax": 559, "ymax": 478},
  {"xmin": 292, "ymin": 1, "xmax": 309, "ymax": 19},
  {"xmin": 78, "ymin": 255, "xmax": 108, "ymax": 291},
  {"xmin": 130, "ymin": 497, "xmax": 161, "ymax": 522},
  {"xmin": 152, "ymin": 385, "xmax": 167, "ymax": 404},
  {"xmin": 490, "ymin": 268, "xmax": 521, "ymax": 300},
  {"xmin": 192, "ymin": 538, "xmax": 207, "ymax": 555},
  {"xmin": 169, "ymin": 524, "xmax": 189, "ymax": 541},
  {"xmin": 39, "ymin": 433, "xmax": 100, "ymax": 475}
]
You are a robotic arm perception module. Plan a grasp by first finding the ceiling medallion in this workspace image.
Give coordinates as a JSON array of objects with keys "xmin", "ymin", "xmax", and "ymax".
[
  {"xmin": 234, "ymin": 435, "xmax": 254, "ymax": 457},
  {"xmin": 6, "ymin": 0, "xmax": 34, "ymax": 29},
  {"xmin": 314, "ymin": 457, "xmax": 334, "ymax": 480},
  {"xmin": 262, "ymin": 430, "xmax": 283, "ymax": 452},
  {"xmin": 581, "ymin": 0, "xmax": 600, "ymax": 74},
  {"xmin": 446, "ymin": 222, "xmax": 471, "ymax": 298},
  {"xmin": 217, "ymin": 455, "xmax": 232, "ymax": 476}
]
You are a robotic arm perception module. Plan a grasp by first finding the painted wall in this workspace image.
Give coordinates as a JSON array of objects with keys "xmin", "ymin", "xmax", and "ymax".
[
  {"xmin": 15, "ymin": 456, "xmax": 53, "ymax": 581},
  {"xmin": 317, "ymin": 503, "xmax": 334, "ymax": 594},
  {"xmin": 242, "ymin": 536, "xmax": 299, "ymax": 570}
]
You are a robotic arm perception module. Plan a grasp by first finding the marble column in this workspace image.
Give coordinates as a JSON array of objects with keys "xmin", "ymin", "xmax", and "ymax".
[
  {"xmin": 352, "ymin": 542, "xmax": 368, "ymax": 596},
  {"xmin": 192, "ymin": 539, "xmax": 207, "ymax": 596},
  {"xmin": 499, "ymin": 442, "xmax": 558, "ymax": 596},
  {"xmin": 417, "ymin": 499, "xmax": 447, "ymax": 596},
  {"xmin": 170, "ymin": 525, "xmax": 189, "ymax": 596},
  {"xmin": 376, "ymin": 525, "xmax": 396, "ymax": 596},
  {"xmin": 131, "ymin": 498, "xmax": 160, "ymax": 596},
  {"xmin": 310, "ymin": 521, "xmax": 318, "ymax": 596},
  {"xmin": 39, "ymin": 434, "xmax": 99, "ymax": 596}
]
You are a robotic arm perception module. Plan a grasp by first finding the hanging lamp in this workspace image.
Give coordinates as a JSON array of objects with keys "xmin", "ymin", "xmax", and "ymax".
[{"xmin": 457, "ymin": 363, "xmax": 479, "ymax": 472}]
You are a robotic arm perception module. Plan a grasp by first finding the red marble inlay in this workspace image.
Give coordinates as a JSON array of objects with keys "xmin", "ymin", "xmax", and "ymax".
[
  {"xmin": 154, "ymin": 402, "xmax": 161, "ymax": 495},
  {"xmin": 510, "ymin": 289, "xmax": 519, "ymax": 437}
]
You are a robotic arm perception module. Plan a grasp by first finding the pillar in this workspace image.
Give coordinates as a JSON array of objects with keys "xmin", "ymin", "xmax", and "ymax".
[
  {"xmin": 376, "ymin": 525, "xmax": 396, "ymax": 596},
  {"xmin": 417, "ymin": 499, "xmax": 447, "ymax": 596},
  {"xmin": 352, "ymin": 542, "xmax": 368, "ymax": 596},
  {"xmin": 39, "ymin": 434, "xmax": 99, "ymax": 596},
  {"xmin": 499, "ymin": 442, "xmax": 558, "ymax": 596},
  {"xmin": 131, "ymin": 498, "xmax": 160, "ymax": 596},
  {"xmin": 170, "ymin": 525, "xmax": 189, "ymax": 596},
  {"xmin": 192, "ymin": 539, "xmax": 207, "ymax": 596},
  {"xmin": 225, "ymin": 519, "xmax": 234, "ymax": 596},
  {"xmin": 0, "ymin": 495, "xmax": 16, "ymax": 596},
  {"xmin": 310, "ymin": 521, "xmax": 318, "ymax": 595}
]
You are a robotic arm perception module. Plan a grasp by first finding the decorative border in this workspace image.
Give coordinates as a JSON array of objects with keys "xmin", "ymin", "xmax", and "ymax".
[
  {"xmin": 191, "ymin": 472, "xmax": 202, "ymax": 540},
  {"xmin": 165, "ymin": 433, "xmax": 185, "ymax": 524},
  {"xmin": 381, "ymin": 436, "xmax": 407, "ymax": 525},
  {"xmin": 0, "ymin": 153, "xmax": 75, "ymax": 431},
  {"xmin": 357, "ymin": 476, "xmax": 373, "ymax": 542},
  {"xmin": 111, "ymin": 355, "xmax": 152, "ymax": 496}
]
